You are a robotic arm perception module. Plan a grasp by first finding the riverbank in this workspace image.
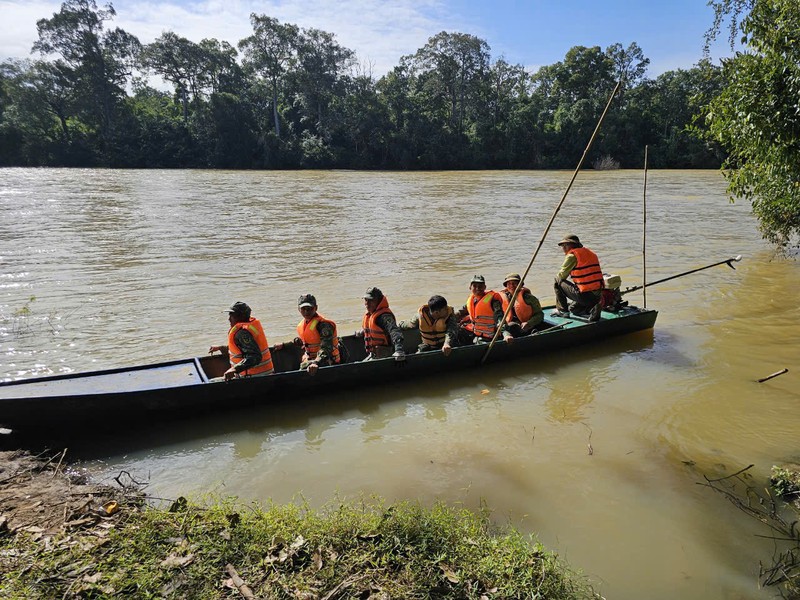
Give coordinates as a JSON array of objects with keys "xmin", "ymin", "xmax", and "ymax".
[{"xmin": 0, "ymin": 450, "xmax": 595, "ymax": 599}]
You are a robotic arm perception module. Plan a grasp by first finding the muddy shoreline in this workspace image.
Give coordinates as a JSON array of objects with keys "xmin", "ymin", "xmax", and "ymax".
[{"xmin": 0, "ymin": 449, "xmax": 141, "ymax": 540}]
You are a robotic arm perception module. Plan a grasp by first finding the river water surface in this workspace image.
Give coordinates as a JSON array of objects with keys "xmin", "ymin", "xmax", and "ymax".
[{"xmin": 1, "ymin": 168, "xmax": 798, "ymax": 599}]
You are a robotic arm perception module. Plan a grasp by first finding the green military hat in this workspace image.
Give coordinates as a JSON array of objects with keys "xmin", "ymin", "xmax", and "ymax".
[{"xmin": 557, "ymin": 234, "xmax": 583, "ymax": 248}]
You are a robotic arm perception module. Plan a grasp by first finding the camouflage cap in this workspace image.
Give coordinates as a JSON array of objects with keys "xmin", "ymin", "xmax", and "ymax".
[
  {"xmin": 225, "ymin": 301, "xmax": 251, "ymax": 318},
  {"xmin": 363, "ymin": 287, "xmax": 384, "ymax": 301},
  {"xmin": 298, "ymin": 294, "xmax": 317, "ymax": 308},
  {"xmin": 470, "ymin": 275, "xmax": 486, "ymax": 285}
]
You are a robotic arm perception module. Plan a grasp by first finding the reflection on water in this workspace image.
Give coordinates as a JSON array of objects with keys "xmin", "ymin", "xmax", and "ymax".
[{"xmin": 1, "ymin": 168, "xmax": 797, "ymax": 600}]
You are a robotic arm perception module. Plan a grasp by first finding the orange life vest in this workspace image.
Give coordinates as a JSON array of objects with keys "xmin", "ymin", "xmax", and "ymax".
[
  {"xmin": 296, "ymin": 313, "xmax": 341, "ymax": 363},
  {"xmin": 228, "ymin": 317, "xmax": 274, "ymax": 376},
  {"xmin": 568, "ymin": 247, "xmax": 604, "ymax": 292},
  {"xmin": 501, "ymin": 287, "xmax": 534, "ymax": 324},
  {"xmin": 362, "ymin": 296, "xmax": 394, "ymax": 351},
  {"xmin": 418, "ymin": 304, "xmax": 454, "ymax": 347},
  {"xmin": 465, "ymin": 291, "xmax": 502, "ymax": 339}
]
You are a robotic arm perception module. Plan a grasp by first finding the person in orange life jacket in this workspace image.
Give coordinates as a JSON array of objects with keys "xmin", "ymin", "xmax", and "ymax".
[
  {"xmin": 399, "ymin": 294, "xmax": 460, "ymax": 356},
  {"xmin": 208, "ymin": 301, "xmax": 274, "ymax": 381},
  {"xmin": 500, "ymin": 273, "xmax": 544, "ymax": 337},
  {"xmin": 356, "ymin": 287, "xmax": 406, "ymax": 362},
  {"xmin": 274, "ymin": 294, "xmax": 340, "ymax": 376},
  {"xmin": 552, "ymin": 234, "xmax": 603, "ymax": 322},
  {"xmin": 456, "ymin": 275, "xmax": 513, "ymax": 345}
]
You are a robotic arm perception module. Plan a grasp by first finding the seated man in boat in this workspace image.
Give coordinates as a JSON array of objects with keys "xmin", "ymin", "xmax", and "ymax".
[
  {"xmin": 274, "ymin": 294, "xmax": 341, "ymax": 376},
  {"xmin": 552, "ymin": 234, "xmax": 603, "ymax": 322},
  {"xmin": 457, "ymin": 275, "xmax": 513, "ymax": 345},
  {"xmin": 500, "ymin": 273, "xmax": 544, "ymax": 337},
  {"xmin": 208, "ymin": 301, "xmax": 274, "ymax": 381},
  {"xmin": 357, "ymin": 287, "xmax": 406, "ymax": 362},
  {"xmin": 399, "ymin": 294, "xmax": 460, "ymax": 356}
]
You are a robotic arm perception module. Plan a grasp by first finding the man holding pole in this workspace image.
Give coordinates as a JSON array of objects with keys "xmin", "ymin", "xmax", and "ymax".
[
  {"xmin": 552, "ymin": 235, "xmax": 604, "ymax": 322},
  {"xmin": 500, "ymin": 273, "xmax": 544, "ymax": 336},
  {"xmin": 458, "ymin": 275, "xmax": 514, "ymax": 344}
]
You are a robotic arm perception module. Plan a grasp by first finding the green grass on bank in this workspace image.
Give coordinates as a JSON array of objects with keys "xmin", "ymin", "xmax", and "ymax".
[{"xmin": 1, "ymin": 497, "xmax": 596, "ymax": 599}]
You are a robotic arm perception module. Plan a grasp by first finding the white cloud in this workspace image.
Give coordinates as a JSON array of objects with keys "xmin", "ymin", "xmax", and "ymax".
[
  {"xmin": 0, "ymin": 1, "xmax": 61, "ymax": 60},
  {"xmin": 1, "ymin": 0, "xmax": 463, "ymax": 78}
]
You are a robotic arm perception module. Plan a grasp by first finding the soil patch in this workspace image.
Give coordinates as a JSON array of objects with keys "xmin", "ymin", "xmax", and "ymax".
[{"xmin": 0, "ymin": 450, "xmax": 139, "ymax": 539}]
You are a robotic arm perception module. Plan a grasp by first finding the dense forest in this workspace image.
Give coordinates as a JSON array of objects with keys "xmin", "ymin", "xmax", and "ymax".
[{"xmin": 0, "ymin": 0, "xmax": 725, "ymax": 170}]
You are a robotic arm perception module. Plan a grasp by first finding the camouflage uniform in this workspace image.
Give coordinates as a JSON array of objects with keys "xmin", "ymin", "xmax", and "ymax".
[
  {"xmin": 229, "ymin": 328, "xmax": 263, "ymax": 373},
  {"xmin": 369, "ymin": 312, "xmax": 405, "ymax": 359},
  {"xmin": 501, "ymin": 288, "xmax": 545, "ymax": 336},
  {"xmin": 399, "ymin": 307, "xmax": 460, "ymax": 352},
  {"xmin": 282, "ymin": 320, "xmax": 337, "ymax": 369},
  {"xmin": 457, "ymin": 295, "xmax": 510, "ymax": 345}
]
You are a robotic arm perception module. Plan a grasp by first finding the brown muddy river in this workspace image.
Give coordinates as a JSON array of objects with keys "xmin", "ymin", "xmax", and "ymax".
[{"xmin": 1, "ymin": 168, "xmax": 798, "ymax": 599}]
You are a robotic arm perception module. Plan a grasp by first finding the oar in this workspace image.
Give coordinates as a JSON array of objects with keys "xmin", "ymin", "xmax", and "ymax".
[
  {"xmin": 620, "ymin": 255, "xmax": 742, "ymax": 296},
  {"xmin": 481, "ymin": 80, "xmax": 622, "ymax": 365}
]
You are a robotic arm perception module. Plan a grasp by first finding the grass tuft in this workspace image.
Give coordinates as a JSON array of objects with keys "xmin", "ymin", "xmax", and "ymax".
[{"xmin": 1, "ymin": 495, "xmax": 596, "ymax": 599}]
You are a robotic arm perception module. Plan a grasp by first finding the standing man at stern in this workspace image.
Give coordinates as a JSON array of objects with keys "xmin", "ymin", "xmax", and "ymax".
[
  {"xmin": 209, "ymin": 301, "xmax": 274, "ymax": 381},
  {"xmin": 553, "ymin": 234, "xmax": 604, "ymax": 321},
  {"xmin": 359, "ymin": 287, "xmax": 406, "ymax": 362}
]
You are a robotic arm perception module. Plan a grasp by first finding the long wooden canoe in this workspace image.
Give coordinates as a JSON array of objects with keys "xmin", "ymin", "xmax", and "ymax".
[{"xmin": 0, "ymin": 306, "xmax": 657, "ymax": 433}]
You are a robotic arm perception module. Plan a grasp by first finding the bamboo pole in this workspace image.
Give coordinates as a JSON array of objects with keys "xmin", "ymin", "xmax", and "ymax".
[
  {"xmin": 642, "ymin": 145, "xmax": 648, "ymax": 309},
  {"xmin": 480, "ymin": 80, "xmax": 622, "ymax": 364}
]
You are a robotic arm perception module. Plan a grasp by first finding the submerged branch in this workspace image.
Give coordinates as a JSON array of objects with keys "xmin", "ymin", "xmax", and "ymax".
[{"xmin": 700, "ymin": 464, "xmax": 800, "ymax": 594}]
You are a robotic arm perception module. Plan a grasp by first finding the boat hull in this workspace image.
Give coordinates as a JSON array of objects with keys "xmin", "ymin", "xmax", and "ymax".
[{"xmin": 0, "ymin": 307, "xmax": 657, "ymax": 432}]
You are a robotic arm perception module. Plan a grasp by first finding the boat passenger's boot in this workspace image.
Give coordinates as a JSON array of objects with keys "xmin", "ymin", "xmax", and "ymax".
[{"xmin": 589, "ymin": 303, "xmax": 601, "ymax": 322}]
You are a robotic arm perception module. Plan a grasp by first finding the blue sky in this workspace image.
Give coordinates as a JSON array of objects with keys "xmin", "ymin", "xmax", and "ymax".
[{"xmin": 1, "ymin": 0, "xmax": 737, "ymax": 78}]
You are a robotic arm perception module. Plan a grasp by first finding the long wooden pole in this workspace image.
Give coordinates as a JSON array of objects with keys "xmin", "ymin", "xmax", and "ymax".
[
  {"xmin": 481, "ymin": 80, "xmax": 621, "ymax": 365},
  {"xmin": 620, "ymin": 255, "xmax": 742, "ymax": 296},
  {"xmin": 642, "ymin": 145, "xmax": 648, "ymax": 309}
]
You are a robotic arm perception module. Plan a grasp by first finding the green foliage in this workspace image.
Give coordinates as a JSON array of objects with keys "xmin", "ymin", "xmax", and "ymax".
[
  {"xmin": 771, "ymin": 466, "xmax": 800, "ymax": 501},
  {"xmin": 1, "ymin": 497, "xmax": 594, "ymax": 599},
  {"xmin": 704, "ymin": 0, "xmax": 800, "ymax": 247},
  {"xmin": 0, "ymin": 2, "xmax": 725, "ymax": 171}
]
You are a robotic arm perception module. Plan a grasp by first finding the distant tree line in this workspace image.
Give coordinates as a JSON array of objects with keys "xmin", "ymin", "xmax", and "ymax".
[{"xmin": 0, "ymin": 0, "xmax": 725, "ymax": 170}]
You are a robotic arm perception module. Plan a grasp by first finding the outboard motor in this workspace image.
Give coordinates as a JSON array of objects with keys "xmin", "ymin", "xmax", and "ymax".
[{"xmin": 600, "ymin": 273, "xmax": 628, "ymax": 312}]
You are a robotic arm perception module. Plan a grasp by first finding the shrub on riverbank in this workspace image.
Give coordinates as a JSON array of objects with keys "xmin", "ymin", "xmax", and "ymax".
[{"xmin": 2, "ymin": 493, "xmax": 595, "ymax": 599}]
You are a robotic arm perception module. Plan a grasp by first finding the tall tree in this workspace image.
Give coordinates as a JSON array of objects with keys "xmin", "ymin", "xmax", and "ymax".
[
  {"xmin": 141, "ymin": 32, "xmax": 204, "ymax": 120},
  {"xmin": 405, "ymin": 32, "xmax": 490, "ymax": 136},
  {"xmin": 238, "ymin": 14, "xmax": 298, "ymax": 138},
  {"xmin": 291, "ymin": 27, "xmax": 354, "ymax": 134},
  {"xmin": 532, "ymin": 46, "xmax": 616, "ymax": 165},
  {"xmin": 198, "ymin": 39, "xmax": 242, "ymax": 95},
  {"xmin": 32, "ymin": 0, "xmax": 140, "ymax": 154},
  {"xmin": 605, "ymin": 42, "xmax": 650, "ymax": 88},
  {"xmin": 704, "ymin": 0, "xmax": 800, "ymax": 247}
]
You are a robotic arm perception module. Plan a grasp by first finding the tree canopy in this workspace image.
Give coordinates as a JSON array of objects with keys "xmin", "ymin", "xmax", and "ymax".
[
  {"xmin": 704, "ymin": 0, "xmax": 800, "ymax": 247},
  {"xmin": 0, "ymin": 0, "xmax": 723, "ymax": 174}
]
